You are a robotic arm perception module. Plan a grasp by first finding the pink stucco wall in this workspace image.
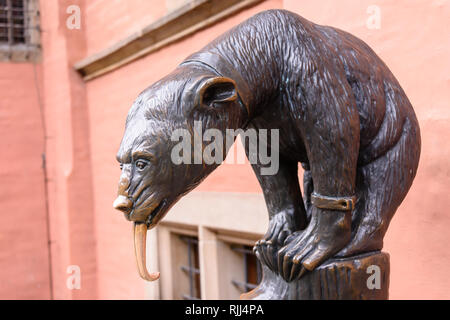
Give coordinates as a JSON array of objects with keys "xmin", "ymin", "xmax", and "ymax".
[
  {"xmin": 84, "ymin": 0, "xmax": 168, "ymax": 57},
  {"xmin": 0, "ymin": 63, "xmax": 51, "ymax": 299},
  {"xmin": 0, "ymin": 0, "xmax": 448, "ymax": 299}
]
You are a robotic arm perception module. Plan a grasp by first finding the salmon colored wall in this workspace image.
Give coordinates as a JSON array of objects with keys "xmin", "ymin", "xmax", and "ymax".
[
  {"xmin": 0, "ymin": 63, "xmax": 51, "ymax": 299},
  {"xmin": 0, "ymin": 0, "xmax": 448, "ymax": 300},
  {"xmin": 284, "ymin": 0, "xmax": 450, "ymax": 300},
  {"xmin": 38, "ymin": 0, "xmax": 98, "ymax": 299},
  {"xmin": 85, "ymin": 0, "xmax": 176, "ymax": 57}
]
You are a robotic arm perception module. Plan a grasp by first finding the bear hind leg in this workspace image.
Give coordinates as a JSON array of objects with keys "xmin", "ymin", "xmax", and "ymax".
[{"xmin": 337, "ymin": 118, "xmax": 420, "ymax": 257}]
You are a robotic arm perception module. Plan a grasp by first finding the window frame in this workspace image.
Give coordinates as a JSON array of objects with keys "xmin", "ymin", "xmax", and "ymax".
[
  {"xmin": 157, "ymin": 222, "xmax": 264, "ymax": 299},
  {"xmin": 179, "ymin": 235, "xmax": 202, "ymax": 300}
]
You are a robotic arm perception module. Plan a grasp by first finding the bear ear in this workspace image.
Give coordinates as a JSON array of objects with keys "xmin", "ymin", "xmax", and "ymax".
[{"xmin": 197, "ymin": 77, "xmax": 238, "ymax": 108}]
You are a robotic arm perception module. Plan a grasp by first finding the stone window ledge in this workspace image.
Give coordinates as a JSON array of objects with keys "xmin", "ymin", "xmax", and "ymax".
[
  {"xmin": 0, "ymin": 43, "xmax": 40, "ymax": 62},
  {"xmin": 74, "ymin": 0, "xmax": 263, "ymax": 81}
]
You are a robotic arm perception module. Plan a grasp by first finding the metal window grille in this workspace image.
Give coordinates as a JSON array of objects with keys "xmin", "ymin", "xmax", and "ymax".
[
  {"xmin": 0, "ymin": 0, "xmax": 40, "ymax": 62},
  {"xmin": 179, "ymin": 236, "xmax": 201, "ymax": 300},
  {"xmin": 231, "ymin": 245, "xmax": 262, "ymax": 292},
  {"xmin": 0, "ymin": 0, "xmax": 27, "ymax": 44}
]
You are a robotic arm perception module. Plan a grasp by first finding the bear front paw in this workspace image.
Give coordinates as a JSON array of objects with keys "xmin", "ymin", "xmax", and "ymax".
[
  {"xmin": 254, "ymin": 211, "xmax": 298, "ymax": 272},
  {"xmin": 277, "ymin": 209, "xmax": 351, "ymax": 282}
]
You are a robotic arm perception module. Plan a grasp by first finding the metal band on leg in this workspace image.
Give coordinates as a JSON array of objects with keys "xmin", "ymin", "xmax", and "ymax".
[{"xmin": 311, "ymin": 193, "xmax": 356, "ymax": 211}]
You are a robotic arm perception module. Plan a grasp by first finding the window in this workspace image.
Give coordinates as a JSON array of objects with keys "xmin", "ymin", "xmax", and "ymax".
[
  {"xmin": 179, "ymin": 235, "xmax": 201, "ymax": 300},
  {"xmin": 230, "ymin": 245, "xmax": 262, "ymax": 293},
  {"xmin": 0, "ymin": 0, "xmax": 25, "ymax": 44},
  {"xmin": 0, "ymin": 0, "xmax": 40, "ymax": 62},
  {"xmin": 156, "ymin": 223, "xmax": 264, "ymax": 299},
  {"xmin": 214, "ymin": 236, "xmax": 263, "ymax": 299}
]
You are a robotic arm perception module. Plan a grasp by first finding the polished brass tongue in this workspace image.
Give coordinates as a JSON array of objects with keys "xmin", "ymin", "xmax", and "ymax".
[{"xmin": 133, "ymin": 222, "xmax": 160, "ymax": 281}]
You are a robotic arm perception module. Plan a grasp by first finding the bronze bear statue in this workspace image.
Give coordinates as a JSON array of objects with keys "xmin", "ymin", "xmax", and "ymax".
[{"xmin": 114, "ymin": 9, "xmax": 420, "ymax": 294}]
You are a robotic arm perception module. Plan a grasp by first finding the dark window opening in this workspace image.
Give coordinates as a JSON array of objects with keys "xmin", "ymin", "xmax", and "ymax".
[
  {"xmin": 179, "ymin": 236, "xmax": 201, "ymax": 300},
  {"xmin": 0, "ymin": 0, "xmax": 26, "ymax": 45},
  {"xmin": 231, "ymin": 245, "xmax": 262, "ymax": 292}
]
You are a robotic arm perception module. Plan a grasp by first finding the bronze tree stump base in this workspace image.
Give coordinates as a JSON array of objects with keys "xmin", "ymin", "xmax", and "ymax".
[{"xmin": 241, "ymin": 251, "xmax": 390, "ymax": 300}]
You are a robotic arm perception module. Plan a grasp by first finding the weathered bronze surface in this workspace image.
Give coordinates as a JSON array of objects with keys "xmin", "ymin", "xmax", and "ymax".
[
  {"xmin": 114, "ymin": 9, "xmax": 421, "ymax": 299},
  {"xmin": 241, "ymin": 252, "xmax": 390, "ymax": 300}
]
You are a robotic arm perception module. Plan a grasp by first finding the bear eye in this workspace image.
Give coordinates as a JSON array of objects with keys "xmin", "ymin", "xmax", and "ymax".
[{"xmin": 135, "ymin": 159, "xmax": 148, "ymax": 171}]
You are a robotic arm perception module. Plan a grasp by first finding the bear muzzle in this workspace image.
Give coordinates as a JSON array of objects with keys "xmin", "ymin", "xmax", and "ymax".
[{"xmin": 113, "ymin": 195, "xmax": 133, "ymax": 214}]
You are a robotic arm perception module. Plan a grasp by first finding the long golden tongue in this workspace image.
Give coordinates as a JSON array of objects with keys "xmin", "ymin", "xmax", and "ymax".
[{"xmin": 133, "ymin": 222, "xmax": 160, "ymax": 281}]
